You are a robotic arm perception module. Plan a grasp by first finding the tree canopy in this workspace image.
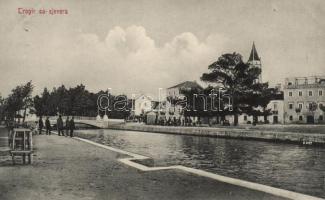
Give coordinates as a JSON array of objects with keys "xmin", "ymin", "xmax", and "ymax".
[
  {"xmin": 201, "ymin": 52, "xmax": 274, "ymax": 125},
  {"xmin": 3, "ymin": 81, "xmax": 34, "ymax": 121},
  {"xmin": 33, "ymin": 84, "xmax": 129, "ymax": 119}
]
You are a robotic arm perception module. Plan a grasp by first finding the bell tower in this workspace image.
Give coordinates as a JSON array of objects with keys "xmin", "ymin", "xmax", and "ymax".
[{"xmin": 247, "ymin": 42, "xmax": 262, "ymax": 82}]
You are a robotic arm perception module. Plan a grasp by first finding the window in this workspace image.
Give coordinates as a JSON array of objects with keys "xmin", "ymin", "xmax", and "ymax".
[
  {"xmin": 298, "ymin": 103, "xmax": 303, "ymax": 109},
  {"xmin": 273, "ymin": 103, "xmax": 277, "ymax": 110},
  {"xmin": 319, "ymin": 103, "xmax": 323, "ymax": 109},
  {"xmin": 320, "ymin": 115, "xmax": 324, "ymax": 121},
  {"xmin": 288, "ymin": 82, "xmax": 292, "ymax": 86},
  {"xmin": 289, "ymin": 103, "xmax": 293, "ymax": 109},
  {"xmin": 298, "ymin": 91, "xmax": 303, "ymax": 96},
  {"xmin": 319, "ymin": 90, "xmax": 323, "ymax": 96},
  {"xmin": 308, "ymin": 91, "xmax": 313, "ymax": 96},
  {"xmin": 289, "ymin": 116, "xmax": 293, "ymax": 121},
  {"xmin": 299, "ymin": 116, "xmax": 303, "ymax": 121},
  {"xmin": 289, "ymin": 92, "xmax": 293, "ymax": 97},
  {"xmin": 244, "ymin": 116, "xmax": 247, "ymax": 121}
]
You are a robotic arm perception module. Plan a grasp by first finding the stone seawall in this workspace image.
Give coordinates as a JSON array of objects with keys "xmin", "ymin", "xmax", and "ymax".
[{"xmin": 108, "ymin": 124, "xmax": 325, "ymax": 146}]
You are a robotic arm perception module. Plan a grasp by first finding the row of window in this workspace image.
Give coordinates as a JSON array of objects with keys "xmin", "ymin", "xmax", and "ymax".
[
  {"xmin": 289, "ymin": 115, "xmax": 323, "ymax": 121},
  {"xmin": 288, "ymin": 90, "xmax": 323, "ymax": 97},
  {"xmin": 288, "ymin": 102, "xmax": 324, "ymax": 110}
]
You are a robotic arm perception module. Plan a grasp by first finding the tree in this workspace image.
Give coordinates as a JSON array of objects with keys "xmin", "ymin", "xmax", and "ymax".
[
  {"xmin": 0, "ymin": 93, "xmax": 5, "ymax": 121},
  {"xmin": 33, "ymin": 95, "xmax": 44, "ymax": 116},
  {"xmin": 32, "ymin": 84, "xmax": 131, "ymax": 119},
  {"xmin": 4, "ymin": 81, "xmax": 34, "ymax": 122},
  {"xmin": 201, "ymin": 52, "xmax": 266, "ymax": 125}
]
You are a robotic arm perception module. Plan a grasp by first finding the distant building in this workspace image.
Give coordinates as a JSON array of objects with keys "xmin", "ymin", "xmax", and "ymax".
[
  {"xmin": 266, "ymin": 99, "xmax": 285, "ymax": 124},
  {"xmin": 166, "ymin": 81, "xmax": 203, "ymax": 98},
  {"xmin": 166, "ymin": 81, "xmax": 203, "ymax": 119},
  {"xmin": 17, "ymin": 107, "xmax": 37, "ymax": 122},
  {"xmin": 133, "ymin": 94, "xmax": 155, "ymax": 117},
  {"xmin": 283, "ymin": 76, "xmax": 325, "ymax": 124},
  {"xmin": 226, "ymin": 98, "xmax": 284, "ymax": 125}
]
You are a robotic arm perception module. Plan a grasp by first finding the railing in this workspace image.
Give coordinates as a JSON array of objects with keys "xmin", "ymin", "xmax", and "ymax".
[
  {"xmin": 284, "ymin": 76, "xmax": 325, "ymax": 89},
  {"xmin": 284, "ymin": 83, "xmax": 325, "ymax": 89}
]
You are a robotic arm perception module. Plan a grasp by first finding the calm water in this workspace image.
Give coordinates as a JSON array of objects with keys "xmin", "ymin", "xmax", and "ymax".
[{"xmin": 75, "ymin": 129, "xmax": 325, "ymax": 198}]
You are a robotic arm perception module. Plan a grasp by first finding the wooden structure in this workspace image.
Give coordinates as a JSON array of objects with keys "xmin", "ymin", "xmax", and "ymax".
[{"xmin": 9, "ymin": 128, "xmax": 33, "ymax": 164}]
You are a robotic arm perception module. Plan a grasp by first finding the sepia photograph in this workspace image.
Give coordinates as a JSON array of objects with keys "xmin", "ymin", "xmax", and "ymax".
[{"xmin": 0, "ymin": 0, "xmax": 325, "ymax": 199}]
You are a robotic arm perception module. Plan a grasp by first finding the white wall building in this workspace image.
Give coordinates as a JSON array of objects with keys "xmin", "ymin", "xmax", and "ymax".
[
  {"xmin": 283, "ymin": 76, "xmax": 325, "ymax": 124},
  {"xmin": 133, "ymin": 95, "xmax": 155, "ymax": 117}
]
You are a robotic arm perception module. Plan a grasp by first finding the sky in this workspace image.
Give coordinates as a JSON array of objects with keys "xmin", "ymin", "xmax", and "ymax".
[{"xmin": 0, "ymin": 0, "xmax": 325, "ymax": 97}]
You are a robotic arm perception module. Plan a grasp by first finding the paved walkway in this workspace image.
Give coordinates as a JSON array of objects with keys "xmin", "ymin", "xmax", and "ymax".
[{"xmin": 0, "ymin": 128, "xmax": 293, "ymax": 200}]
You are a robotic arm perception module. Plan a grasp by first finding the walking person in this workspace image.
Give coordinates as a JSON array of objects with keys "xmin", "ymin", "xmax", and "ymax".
[
  {"xmin": 38, "ymin": 116, "xmax": 44, "ymax": 135},
  {"xmin": 65, "ymin": 116, "xmax": 70, "ymax": 137},
  {"xmin": 69, "ymin": 116, "xmax": 75, "ymax": 137},
  {"xmin": 45, "ymin": 117, "xmax": 51, "ymax": 135},
  {"xmin": 57, "ymin": 115, "xmax": 64, "ymax": 136}
]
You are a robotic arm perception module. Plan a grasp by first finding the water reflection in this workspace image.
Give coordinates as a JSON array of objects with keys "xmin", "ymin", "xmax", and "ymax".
[{"xmin": 76, "ymin": 129, "xmax": 325, "ymax": 198}]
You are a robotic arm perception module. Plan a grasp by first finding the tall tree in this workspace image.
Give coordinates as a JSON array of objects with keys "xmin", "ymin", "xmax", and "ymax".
[
  {"xmin": 0, "ymin": 94, "xmax": 4, "ymax": 121},
  {"xmin": 201, "ymin": 53, "xmax": 266, "ymax": 125},
  {"xmin": 3, "ymin": 81, "xmax": 34, "ymax": 121}
]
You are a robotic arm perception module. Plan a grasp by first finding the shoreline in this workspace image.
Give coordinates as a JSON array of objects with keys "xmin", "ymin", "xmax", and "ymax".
[
  {"xmin": 0, "ymin": 127, "xmax": 296, "ymax": 200},
  {"xmin": 107, "ymin": 124, "xmax": 325, "ymax": 146}
]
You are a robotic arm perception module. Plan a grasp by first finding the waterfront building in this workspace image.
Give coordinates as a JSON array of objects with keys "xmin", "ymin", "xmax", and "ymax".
[
  {"xmin": 266, "ymin": 99, "xmax": 285, "ymax": 124},
  {"xmin": 166, "ymin": 81, "xmax": 203, "ymax": 99},
  {"xmin": 283, "ymin": 76, "xmax": 325, "ymax": 124},
  {"xmin": 133, "ymin": 94, "xmax": 156, "ymax": 117},
  {"xmin": 225, "ymin": 98, "xmax": 284, "ymax": 125},
  {"xmin": 166, "ymin": 81, "xmax": 203, "ymax": 119}
]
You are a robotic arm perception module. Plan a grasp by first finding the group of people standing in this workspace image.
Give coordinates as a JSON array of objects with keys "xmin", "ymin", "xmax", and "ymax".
[{"xmin": 38, "ymin": 115, "xmax": 75, "ymax": 137}]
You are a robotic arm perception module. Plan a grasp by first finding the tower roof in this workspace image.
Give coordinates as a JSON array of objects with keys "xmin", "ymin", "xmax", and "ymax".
[{"xmin": 248, "ymin": 42, "xmax": 260, "ymax": 61}]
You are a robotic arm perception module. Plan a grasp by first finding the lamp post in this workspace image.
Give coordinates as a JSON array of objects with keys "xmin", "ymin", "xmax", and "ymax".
[
  {"xmin": 96, "ymin": 91, "xmax": 110, "ymax": 121},
  {"xmin": 103, "ymin": 90, "xmax": 109, "ymax": 121}
]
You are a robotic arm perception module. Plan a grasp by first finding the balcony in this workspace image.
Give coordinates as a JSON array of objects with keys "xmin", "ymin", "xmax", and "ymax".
[{"xmin": 284, "ymin": 76, "xmax": 325, "ymax": 89}]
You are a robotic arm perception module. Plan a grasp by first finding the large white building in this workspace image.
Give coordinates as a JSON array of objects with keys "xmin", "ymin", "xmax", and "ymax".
[{"xmin": 283, "ymin": 76, "xmax": 325, "ymax": 124}]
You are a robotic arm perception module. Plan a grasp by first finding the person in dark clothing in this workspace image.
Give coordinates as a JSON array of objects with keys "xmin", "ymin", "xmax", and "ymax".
[
  {"xmin": 65, "ymin": 116, "xmax": 70, "ymax": 137},
  {"xmin": 69, "ymin": 116, "xmax": 75, "ymax": 137},
  {"xmin": 45, "ymin": 117, "xmax": 51, "ymax": 135},
  {"xmin": 38, "ymin": 116, "xmax": 44, "ymax": 135},
  {"xmin": 57, "ymin": 115, "xmax": 64, "ymax": 136}
]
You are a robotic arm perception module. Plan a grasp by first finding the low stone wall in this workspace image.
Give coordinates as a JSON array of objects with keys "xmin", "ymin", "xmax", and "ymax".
[{"xmin": 108, "ymin": 124, "xmax": 325, "ymax": 146}]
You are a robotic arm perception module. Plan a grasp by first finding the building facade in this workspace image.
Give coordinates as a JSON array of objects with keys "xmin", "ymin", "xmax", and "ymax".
[
  {"xmin": 266, "ymin": 99, "xmax": 285, "ymax": 124},
  {"xmin": 166, "ymin": 81, "xmax": 203, "ymax": 118},
  {"xmin": 133, "ymin": 95, "xmax": 155, "ymax": 117},
  {"xmin": 283, "ymin": 76, "xmax": 325, "ymax": 124}
]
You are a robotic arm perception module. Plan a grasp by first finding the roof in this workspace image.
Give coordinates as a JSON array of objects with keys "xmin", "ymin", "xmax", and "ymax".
[
  {"xmin": 248, "ymin": 42, "xmax": 260, "ymax": 61},
  {"xmin": 167, "ymin": 81, "xmax": 203, "ymax": 90},
  {"xmin": 134, "ymin": 94, "xmax": 154, "ymax": 101}
]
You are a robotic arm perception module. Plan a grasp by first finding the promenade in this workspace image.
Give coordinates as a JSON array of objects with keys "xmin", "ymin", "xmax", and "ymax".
[{"xmin": 0, "ymin": 127, "xmax": 311, "ymax": 200}]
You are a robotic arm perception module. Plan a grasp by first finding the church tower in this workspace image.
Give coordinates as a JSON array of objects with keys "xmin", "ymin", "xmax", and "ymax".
[{"xmin": 247, "ymin": 42, "xmax": 262, "ymax": 82}]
